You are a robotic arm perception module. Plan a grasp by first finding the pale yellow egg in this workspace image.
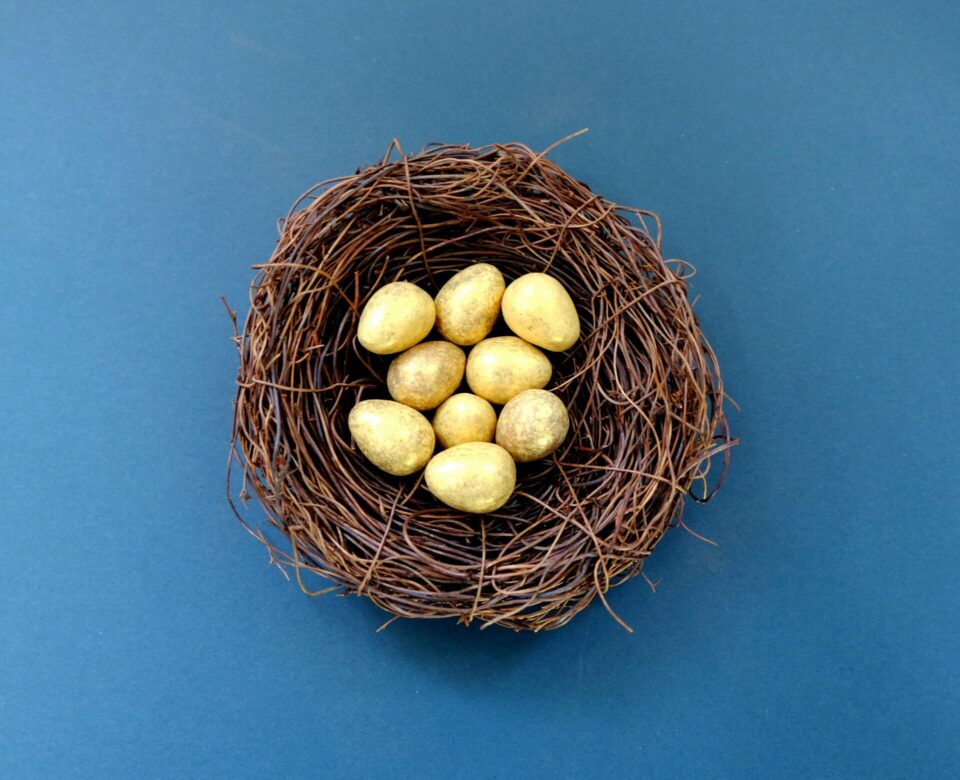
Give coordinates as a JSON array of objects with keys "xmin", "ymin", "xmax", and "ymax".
[
  {"xmin": 465, "ymin": 336, "xmax": 552, "ymax": 405},
  {"xmin": 501, "ymin": 272, "xmax": 580, "ymax": 351},
  {"xmin": 432, "ymin": 393, "xmax": 497, "ymax": 449},
  {"xmin": 424, "ymin": 442, "xmax": 516, "ymax": 513},
  {"xmin": 357, "ymin": 281, "xmax": 435, "ymax": 354},
  {"xmin": 435, "ymin": 263, "xmax": 505, "ymax": 345},
  {"xmin": 348, "ymin": 399, "xmax": 435, "ymax": 476}
]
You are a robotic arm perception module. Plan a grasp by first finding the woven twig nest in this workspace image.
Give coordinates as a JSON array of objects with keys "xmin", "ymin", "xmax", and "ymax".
[{"xmin": 229, "ymin": 137, "xmax": 734, "ymax": 631}]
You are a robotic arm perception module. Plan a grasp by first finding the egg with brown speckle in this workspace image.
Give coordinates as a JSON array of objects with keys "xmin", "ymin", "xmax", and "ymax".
[
  {"xmin": 496, "ymin": 389, "xmax": 569, "ymax": 462},
  {"xmin": 435, "ymin": 263, "xmax": 505, "ymax": 345},
  {"xmin": 386, "ymin": 341, "xmax": 466, "ymax": 410}
]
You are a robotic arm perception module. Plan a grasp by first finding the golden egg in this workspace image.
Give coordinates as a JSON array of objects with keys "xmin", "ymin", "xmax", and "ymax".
[
  {"xmin": 495, "ymin": 389, "xmax": 570, "ymax": 462},
  {"xmin": 465, "ymin": 336, "xmax": 552, "ymax": 404},
  {"xmin": 347, "ymin": 399, "xmax": 435, "ymax": 476},
  {"xmin": 501, "ymin": 272, "xmax": 580, "ymax": 351},
  {"xmin": 357, "ymin": 281, "xmax": 435, "ymax": 354},
  {"xmin": 386, "ymin": 341, "xmax": 466, "ymax": 410},
  {"xmin": 435, "ymin": 263, "xmax": 505, "ymax": 345},
  {"xmin": 432, "ymin": 393, "xmax": 497, "ymax": 449},
  {"xmin": 424, "ymin": 442, "xmax": 516, "ymax": 513}
]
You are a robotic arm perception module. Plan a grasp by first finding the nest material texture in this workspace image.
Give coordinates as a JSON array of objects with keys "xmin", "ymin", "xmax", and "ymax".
[{"xmin": 230, "ymin": 138, "xmax": 733, "ymax": 631}]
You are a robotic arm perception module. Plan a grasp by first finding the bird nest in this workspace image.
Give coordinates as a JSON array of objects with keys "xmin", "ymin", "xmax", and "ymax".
[{"xmin": 228, "ymin": 136, "xmax": 734, "ymax": 632}]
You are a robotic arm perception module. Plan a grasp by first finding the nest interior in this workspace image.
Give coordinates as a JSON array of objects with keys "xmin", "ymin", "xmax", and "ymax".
[{"xmin": 229, "ymin": 137, "xmax": 733, "ymax": 632}]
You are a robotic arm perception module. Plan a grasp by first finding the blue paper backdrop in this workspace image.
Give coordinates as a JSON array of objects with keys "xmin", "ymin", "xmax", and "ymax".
[{"xmin": 2, "ymin": 1, "xmax": 958, "ymax": 777}]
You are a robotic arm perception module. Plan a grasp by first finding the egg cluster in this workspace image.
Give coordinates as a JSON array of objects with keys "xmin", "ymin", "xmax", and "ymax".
[{"xmin": 348, "ymin": 264, "xmax": 580, "ymax": 514}]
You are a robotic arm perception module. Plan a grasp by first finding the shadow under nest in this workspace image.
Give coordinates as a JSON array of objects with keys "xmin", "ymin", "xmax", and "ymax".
[{"xmin": 228, "ymin": 136, "xmax": 734, "ymax": 632}]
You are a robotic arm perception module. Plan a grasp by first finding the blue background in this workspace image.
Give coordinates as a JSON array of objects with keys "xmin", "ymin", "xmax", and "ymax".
[{"xmin": 2, "ymin": 1, "xmax": 958, "ymax": 777}]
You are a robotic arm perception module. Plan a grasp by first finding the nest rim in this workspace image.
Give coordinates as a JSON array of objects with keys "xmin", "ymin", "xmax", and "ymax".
[{"xmin": 228, "ymin": 135, "xmax": 734, "ymax": 632}]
